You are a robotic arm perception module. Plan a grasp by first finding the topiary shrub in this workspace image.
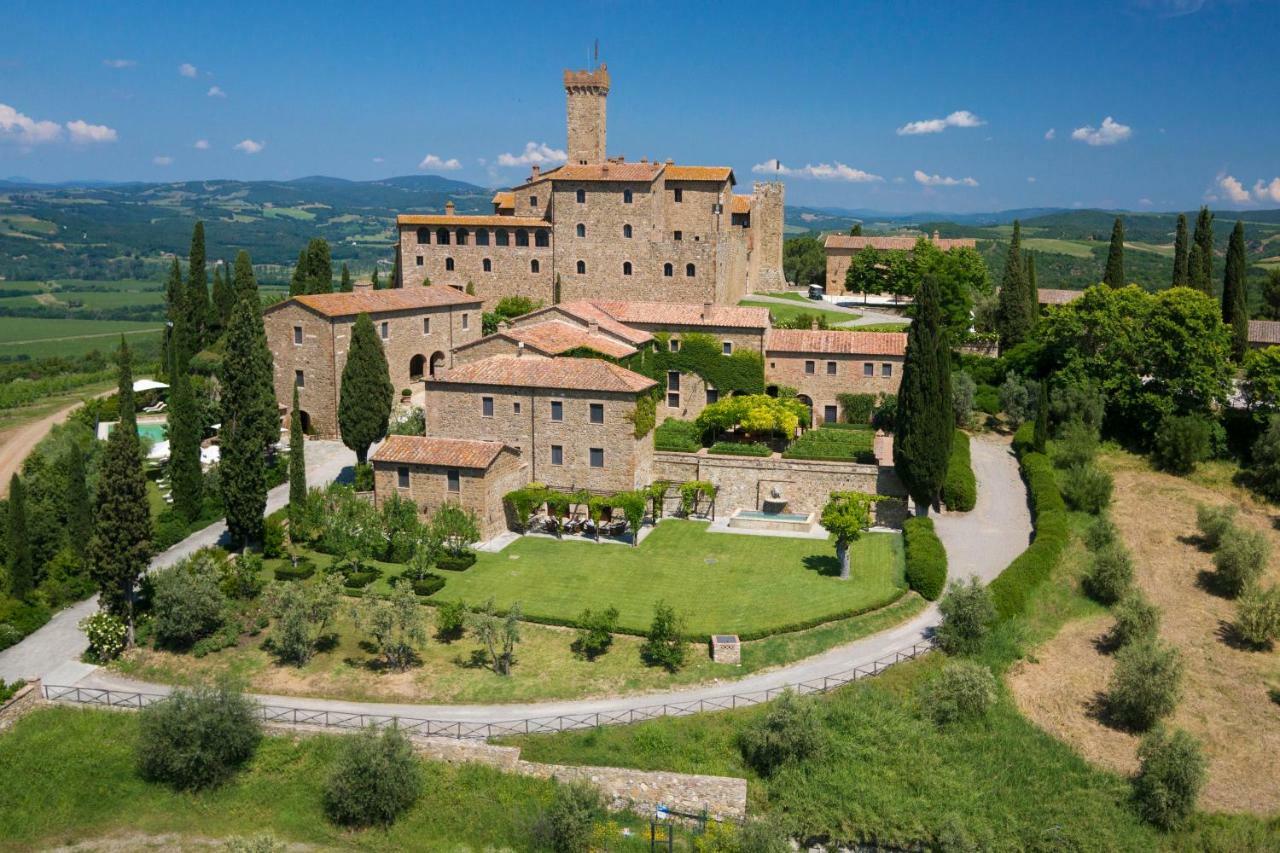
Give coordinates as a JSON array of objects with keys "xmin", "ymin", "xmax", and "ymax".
[
  {"xmin": 1052, "ymin": 420, "xmax": 1099, "ymax": 470},
  {"xmin": 136, "ymin": 684, "xmax": 261, "ymax": 790},
  {"xmin": 1083, "ymin": 542, "xmax": 1134, "ymax": 605},
  {"xmin": 942, "ymin": 430, "xmax": 976, "ymax": 512},
  {"xmin": 1234, "ymin": 584, "xmax": 1280, "ymax": 649},
  {"xmin": 1213, "ymin": 525, "xmax": 1270, "ymax": 598},
  {"xmin": 323, "ymin": 725, "xmax": 422, "ymax": 828},
  {"xmin": 531, "ymin": 780, "xmax": 604, "ymax": 853},
  {"xmin": 738, "ymin": 690, "xmax": 824, "ymax": 776},
  {"xmin": 1107, "ymin": 640, "xmax": 1184, "ymax": 731},
  {"xmin": 273, "ymin": 558, "xmax": 315, "ymax": 581},
  {"xmin": 1061, "ymin": 464, "xmax": 1113, "ymax": 514},
  {"xmin": 1195, "ymin": 503, "xmax": 1237, "ymax": 551},
  {"xmin": 924, "ymin": 659, "xmax": 997, "ymax": 725},
  {"xmin": 1110, "ymin": 591, "xmax": 1160, "ymax": 649},
  {"xmin": 435, "ymin": 552, "xmax": 477, "ymax": 571},
  {"xmin": 1152, "ymin": 414, "xmax": 1213, "ymax": 475},
  {"xmin": 708, "ymin": 441, "xmax": 772, "ymax": 457},
  {"xmin": 640, "ymin": 601, "xmax": 686, "ymax": 671},
  {"xmin": 410, "ymin": 573, "xmax": 445, "ymax": 597},
  {"xmin": 903, "ymin": 516, "xmax": 947, "ymax": 601},
  {"xmin": 1133, "ymin": 726, "xmax": 1206, "ymax": 829},
  {"xmin": 935, "ymin": 578, "xmax": 995, "ymax": 655}
]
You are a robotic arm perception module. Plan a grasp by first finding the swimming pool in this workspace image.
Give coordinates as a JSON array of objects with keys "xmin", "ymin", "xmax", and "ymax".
[{"xmin": 103, "ymin": 421, "xmax": 167, "ymax": 442}]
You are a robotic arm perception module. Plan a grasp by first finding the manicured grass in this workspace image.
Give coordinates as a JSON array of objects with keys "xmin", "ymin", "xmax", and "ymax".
[
  {"xmin": 757, "ymin": 291, "xmax": 812, "ymax": 302},
  {"xmin": 738, "ymin": 299, "xmax": 860, "ymax": 326},
  {"xmin": 0, "ymin": 317, "xmax": 163, "ymax": 359},
  {"xmin": 434, "ymin": 520, "xmax": 904, "ymax": 638}
]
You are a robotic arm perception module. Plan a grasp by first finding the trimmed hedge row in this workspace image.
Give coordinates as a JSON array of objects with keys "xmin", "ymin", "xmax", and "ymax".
[
  {"xmin": 274, "ymin": 561, "xmax": 316, "ymax": 581},
  {"xmin": 782, "ymin": 426, "xmax": 877, "ymax": 463},
  {"xmin": 412, "ymin": 574, "xmax": 446, "ymax": 597},
  {"xmin": 942, "ymin": 430, "xmax": 977, "ymax": 512},
  {"xmin": 987, "ymin": 449, "xmax": 1070, "ymax": 620},
  {"xmin": 1012, "ymin": 420, "xmax": 1036, "ymax": 457},
  {"xmin": 903, "ymin": 516, "xmax": 947, "ymax": 601},
  {"xmin": 436, "ymin": 552, "xmax": 478, "ymax": 571},
  {"xmin": 654, "ymin": 418, "xmax": 703, "ymax": 452},
  {"xmin": 707, "ymin": 442, "xmax": 772, "ymax": 457}
]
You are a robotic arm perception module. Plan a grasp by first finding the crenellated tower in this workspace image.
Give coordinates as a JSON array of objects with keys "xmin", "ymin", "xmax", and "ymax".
[
  {"xmin": 748, "ymin": 181, "xmax": 786, "ymax": 292},
  {"xmin": 563, "ymin": 65, "xmax": 609, "ymax": 165}
]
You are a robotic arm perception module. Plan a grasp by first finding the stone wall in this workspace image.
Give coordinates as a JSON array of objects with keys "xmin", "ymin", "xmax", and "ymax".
[
  {"xmin": 373, "ymin": 448, "xmax": 528, "ymax": 540},
  {"xmin": 747, "ymin": 181, "xmax": 785, "ymax": 293},
  {"xmin": 0, "ymin": 680, "xmax": 44, "ymax": 734},
  {"xmin": 765, "ymin": 351, "xmax": 904, "ymax": 427},
  {"xmin": 398, "ymin": 225, "xmax": 554, "ymax": 307}
]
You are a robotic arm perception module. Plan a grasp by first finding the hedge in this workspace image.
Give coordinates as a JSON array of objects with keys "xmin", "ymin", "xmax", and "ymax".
[
  {"xmin": 782, "ymin": 426, "xmax": 876, "ymax": 463},
  {"xmin": 654, "ymin": 418, "xmax": 703, "ymax": 452},
  {"xmin": 837, "ymin": 392, "xmax": 877, "ymax": 424},
  {"xmin": 343, "ymin": 570, "xmax": 381, "ymax": 589},
  {"xmin": 1012, "ymin": 421, "xmax": 1036, "ymax": 457},
  {"xmin": 436, "ymin": 552, "xmax": 478, "ymax": 571},
  {"xmin": 987, "ymin": 449, "xmax": 1070, "ymax": 620},
  {"xmin": 817, "ymin": 422, "xmax": 876, "ymax": 432},
  {"xmin": 903, "ymin": 516, "xmax": 947, "ymax": 600},
  {"xmin": 273, "ymin": 561, "xmax": 316, "ymax": 582},
  {"xmin": 412, "ymin": 574, "xmax": 446, "ymax": 597},
  {"xmin": 707, "ymin": 442, "xmax": 772, "ymax": 457},
  {"xmin": 942, "ymin": 430, "xmax": 977, "ymax": 512}
]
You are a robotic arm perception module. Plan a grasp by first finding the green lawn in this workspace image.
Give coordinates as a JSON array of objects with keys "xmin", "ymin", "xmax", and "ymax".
[
  {"xmin": 0, "ymin": 317, "xmax": 163, "ymax": 359},
  {"xmin": 434, "ymin": 520, "xmax": 904, "ymax": 638},
  {"xmin": 738, "ymin": 299, "xmax": 861, "ymax": 326}
]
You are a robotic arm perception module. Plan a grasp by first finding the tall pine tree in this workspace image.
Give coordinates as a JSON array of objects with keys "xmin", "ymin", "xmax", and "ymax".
[
  {"xmin": 996, "ymin": 221, "xmax": 1034, "ymax": 352},
  {"xmin": 1172, "ymin": 213, "xmax": 1190, "ymax": 287},
  {"xmin": 64, "ymin": 445, "xmax": 92, "ymax": 565},
  {"xmin": 391, "ymin": 251, "xmax": 402, "ymax": 289},
  {"xmin": 1103, "ymin": 216, "xmax": 1125, "ymax": 287},
  {"xmin": 340, "ymin": 262, "xmax": 352, "ymax": 292},
  {"xmin": 1223, "ymin": 220, "xmax": 1249, "ymax": 361},
  {"xmin": 1191, "ymin": 206, "xmax": 1215, "ymax": 294},
  {"xmin": 211, "ymin": 262, "xmax": 234, "ymax": 334},
  {"xmin": 289, "ymin": 385, "xmax": 307, "ymax": 527},
  {"xmin": 186, "ymin": 221, "xmax": 211, "ymax": 350},
  {"xmin": 305, "ymin": 238, "xmax": 333, "ymax": 294},
  {"xmin": 289, "ymin": 248, "xmax": 308, "ymax": 297},
  {"xmin": 893, "ymin": 275, "xmax": 953, "ymax": 513},
  {"xmin": 232, "ymin": 250, "xmax": 258, "ymax": 306},
  {"xmin": 339, "ymin": 313, "xmax": 393, "ymax": 465},
  {"xmin": 371, "ymin": 267, "xmax": 381, "ymax": 290},
  {"xmin": 6, "ymin": 474, "xmax": 33, "ymax": 600},
  {"xmin": 116, "ymin": 336, "xmax": 136, "ymax": 436},
  {"xmin": 167, "ymin": 336, "xmax": 203, "ymax": 522},
  {"xmin": 90, "ymin": 340, "xmax": 153, "ymax": 644}
]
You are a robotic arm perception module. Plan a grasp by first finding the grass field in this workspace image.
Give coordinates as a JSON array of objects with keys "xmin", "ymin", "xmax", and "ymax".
[
  {"xmin": 1125, "ymin": 241, "xmax": 1175, "ymax": 257},
  {"xmin": 262, "ymin": 206, "xmax": 316, "ymax": 220},
  {"xmin": 1020, "ymin": 237, "xmax": 1096, "ymax": 258},
  {"xmin": 0, "ymin": 317, "xmax": 163, "ymax": 359},
  {"xmin": 739, "ymin": 299, "xmax": 861, "ymax": 326},
  {"xmin": 6, "ymin": 290, "xmax": 165, "ymax": 310}
]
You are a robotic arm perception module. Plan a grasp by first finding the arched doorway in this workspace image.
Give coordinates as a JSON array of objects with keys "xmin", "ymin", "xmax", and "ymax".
[
  {"xmin": 428, "ymin": 351, "xmax": 446, "ymax": 378},
  {"xmin": 298, "ymin": 410, "xmax": 312, "ymax": 435},
  {"xmin": 409, "ymin": 354, "xmax": 427, "ymax": 381},
  {"xmin": 795, "ymin": 394, "xmax": 814, "ymax": 429}
]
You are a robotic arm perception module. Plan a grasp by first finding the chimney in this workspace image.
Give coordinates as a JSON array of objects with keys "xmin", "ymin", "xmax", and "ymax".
[
  {"xmin": 353, "ymin": 280, "xmax": 373, "ymax": 292},
  {"xmin": 810, "ymin": 316, "xmax": 820, "ymax": 331},
  {"xmin": 665, "ymin": 157, "xmax": 674, "ymax": 165},
  {"xmin": 587, "ymin": 319, "xmax": 599, "ymax": 334},
  {"xmin": 702, "ymin": 301, "xmax": 713, "ymax": 321},
  {"xmin": 516, "ymin": 341, "xmax": 525, "ymax": 358},
  {"xmin": 531, "ymin": 164, "xmax": 541, "ymax": 180},
  {"xmin": 445, "ymin": 201, "xmax": 456, "ymax": 216},
  {"xmin": 640, "ymin": 156, "xmax": 647, "ymax": 164}
]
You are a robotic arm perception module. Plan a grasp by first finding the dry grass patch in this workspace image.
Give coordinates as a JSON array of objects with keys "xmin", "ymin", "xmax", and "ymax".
[{"xmin": 1009, "ymin": 450, "xmax": 1280, "ymax": 814}]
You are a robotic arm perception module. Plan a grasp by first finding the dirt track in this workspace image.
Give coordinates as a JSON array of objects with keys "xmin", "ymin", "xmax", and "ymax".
[{"xmin": 0, "ymin": 392, "xmax": 107, "ymax": 497}]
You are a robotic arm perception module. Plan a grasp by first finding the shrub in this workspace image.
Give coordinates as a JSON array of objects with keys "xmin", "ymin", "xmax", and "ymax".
[
  {"xmin": 1133, "ymin": 727, "xmax": 1206, "ymax": 829},
  {"xmin": 1084, "ymin": 515, "xmax": 1119, "ymax": 551},
  {"xmin": 935, "ymin": 577, "xmax": 995, "ymax": 655},
  {"xmin": 836, "ymin": 392, "xmax": 877, "ymax": 424},
  {"xmin": 989, "ymin": 451, "xmax": 1070, "ymax": 619},
  {"xmin": 79, "ymin": 610, "xmax": 126, "ymax": 662},
  {"xmin": 432, "ymin": 502, "xmax": 480, "ymax": 558},
  {"xmin": 708, "ymin": 441, "xmax": 772, "ymax": 457},
  {"xmin": 410, "ymin": 573, "xmax": 445, "ymax": 597},
  {"xmin": 654, "ymin": 418, "xmax": 704, "ymax": 452},
  {"xmin": 871, "ymin": 393, "xmax": 897, "ymax": 431},
  {"xmin": 273, "ymin": 558, "xmax": 315, "ymax": 581},
  {"xmin": 925, "ymin": 659, "xmax": 997, "ymax": 725},
  {"xmin": 151, "ymin": 556, "xmax": 229, "ymax": 649},
  {"xmin": 1213, "ymin": 525, "xmax": 1270, "ymax": 597},
  {"xmin": 1011, "ymin": 421, "xmax": 1036, "ymax": 457},
  {"xmin": 532, "ymin": 780, "xmax": 603, "ymax": 853},
  {"xmin": 641, "ymin": 601, "xmax": 686, "ymax": 671},
  {"xmin": 435, "ymin": 552, "xmax": 477, "ymax": 571},
  {"xmin": 1083, "ymin": 542, "xmax": 1134, "ymax": 605},
  {"xmin": 973, "ymin": 384, "xmax": 1001, "ymax": 416},
  {"xmin": 1061, "ymin": 464, "xmax": 1113, "ymax": 514},
  {"xmin": 353, "ymin": 463, "xmax": 374, "ymax": 492},
  {"xmin": 1195, "ymin": 503, "xmax": 1237, "ymax": 551},
  {"xmin": 1153, "ymin": 415, "xmax": 1213, "ymax": 475},
  {"xmin": 952, "ymin": 372, "xmax": 976, "ymax": 426},
  {"xmin": 1051, "ymin": 380, "xmax": 1105, "ymax": 435},
  {"xmin": 1249, "ymin": 414, "xmax": 1280, "ymax": 500},
  {"xmin": 1107, "ymin": 640, "xmax": 1184, "ymax": 730},
  {"xmin": 1110, "ymin": 591, "xmax": 1160, "ymax": 649},
  {"xmin": 903, "ymin": 516, "xmax": 947, "ymax": 601},
  {"xmin": 1234, "ymin": 584, "xmax": 1280, "ymax": 648},
  {"xmin": 942, "ymin": 430, "xmax": 976, "ymax": 512},
  {"xmin": 434, "ymin": 599, "xmax": 467, "ymax": 640},
  {"xmin": 0, "ymin": 678, "xmax": 27, "ymax": 703},
  {"xmin": 1053, "ymin": 420, "xmax": 1099, "ymax": 470},
  {"xmin": 220, "ymin": 553, "xmax": 265, "ymax": 600},
  {"xmin": 998, "ymin": 374, "xmax": 1039, "ymax": 427},
  {"xmin": 342, "ymin": 569, "xmax": 382, "ymax": 589},
  {"xmin": 323, "ymin": 725, "xmax": 422, "ymax": 828},
  {"xmin": 262, "ymin": 516, "xmax": 286, "ymax": 559},
  {"xmin": 738, "ymin": 690, "xmax": 824, "ymax": 776},
  {"xmin": 572, "ymin": 606, "xmax": 619, "ymax": 660},
  {"xmin": 136, "ymin": 684, "xmax": 261, "ymax": 790},
  {"xmin": 264, "ymin": 574, "xmax": 343, "ymax": 665}
]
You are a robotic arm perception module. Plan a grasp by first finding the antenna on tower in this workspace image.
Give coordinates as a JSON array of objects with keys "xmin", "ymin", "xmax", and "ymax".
[{"xmin": 593, "ymin": 38, "xmax": 599, "ymax": 68}]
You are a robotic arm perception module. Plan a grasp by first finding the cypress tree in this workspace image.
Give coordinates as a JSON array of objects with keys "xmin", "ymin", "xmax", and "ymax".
[
  {"xmin": 161, "ymin": 257, "xmax": 184, "ymax": 376},
  {"xmin": 553, "ymin": 272, "xmax": 562, "ymax": 304},
  {"xmin": 340, "ymin": 262, "xmax": 352, "ymax": 292},
  {"xmin": 850, "ymin": 223, "xmax": 863, "ymax": 236},
  {"xmin": 90, "ymin": 341, "xmax": 153, "ymax": 643},
  {"xmin": 232, "ymin": 250, "xmax": 259, "ymax": 306},
  {"xmin": 305, "ymin": 238, "xmax": 333, "ymax": 294},
  {"xmin": 1223, "ymin": 220, "xmax": 1249, "ymax": 361},
  {"xmin": 289, "ymin": 248, "xmax": 308, "ymax": 297},
  {"xmin": 167, "ymin": 343, "xmax": 203, "ymax": 522},
  {"xmin": 1104, "ymin": 216, "xmax": 1125, "ymax": 287},
  {"xmin": 64, "ymin": 445, "xmax": 92, "ymax": 564},
  {"xmin": 1191, "ymin": 207, "xmax": 1215, "ymax": 295},
  {"xmin": 893, "ymin": 275, "xmax": 953, "ymax": 513},
  {"xmin": 1025, "ymin": 252, "xmax": 1040, "ymax": 317},
  {"xmin": 996, "ymin": 221, "xmax": 1034, "ymax": 352},
  {"xmin": 1172, "ymin": 213, "xmax": 1190, "ymax": 287},
  {"xmin": 371, "ymin": 267, "xmax": 381, "ymax": 290},
  {"xmin": 338, "ymin": 313, "xmax": 394, "ymax": 465},
  {"xmin": 288, "ymin": 385, "xmax": 307, "ymax": 527},
  {"xmin": 6, "ymin": 474, "xmax": 33, "ymax": 599},
  {"xmin": 1033, "ymin": 386, "xmax": 1050, "ymax": 453},
  {"xmin": 116, "ymin": 336, "xmax": 137, "ymax": 436},
  {"xmin": 391, "ymin": 251, "xmax": 402, "ymax": 288},
  {"xmin": 211, "ymin": 263, "xmax": 234, "ymax": 333},
  {"xmin": 186, "ymin": 221, "xmax": 211, "ymax": 350}
]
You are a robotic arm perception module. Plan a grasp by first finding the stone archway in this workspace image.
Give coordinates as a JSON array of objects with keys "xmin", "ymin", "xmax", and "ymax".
[
  {"xmin": 428, "ymin": 351, "xmax": 447, "ymax": 378},
  {"xmin": 409, "ymin": 354, "xmax": 427, "ymax": 381}
]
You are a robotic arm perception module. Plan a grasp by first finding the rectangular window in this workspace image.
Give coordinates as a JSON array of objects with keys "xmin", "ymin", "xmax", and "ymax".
[
  {"xmin": 589, "ymin": 403, "xmax": 604, "ymax": 424},
  {"xmin": 530, "ymin": 195, "xmax": 538, "ymax": 208},
  {"xmin": 461, "ymin": 313, "xmax": 470, "ymax": 330},
  {"xmin": 550, "ymin": 444, "xmax": 563, "ymax": 465},
  {"xmin": 824, "ymin": 405, "xmax": 838, "ymax": 424},
  {"xmin": 706, "ymin": 388, "xmax": 719, "ymax": 405},
  {"xmin": 447, "ymin": 469, "xmax": 460, "ymax": 492},
  {"xmin": 668, "ymin": 338, "xmax": 680, "ymax": 352},
  {"xmin": 882, "ymin": 363, "xmax": 893, "ymax": 377},
  {"xmin": 805, "ymin": 360, "xmax": 815, "ymax": 375},
  {"xmin": 826, "ymin": 361, "xmax": 837, "ymax": 375},
  {"xmin": 293, "ymin": 326, "xmax": 302, "ymax": 345},
  {"xmin": 423, "ymin": 317, "xmax": 431, "ymax": 335},
  {"xmin": 513, "ymin": 401, "xmax": 521, "ymax": 414},
  {"xmin": 294, "ymin": 370, "xmax": 304, "ymax": 387},
  {"xmin": 667, "ymin": 392, "xmax": 680, "ymax": 408},
  {"xmin": 863, "ymin": 363, "xmax": 874, "ymax": 377},
  {"xmin": 416, "ymin": 256, "xmax": 424, "ymax": 266},
  {"xmin": 722, "ymin": 341, "xmax": 732, "ymax": 355},
  {"xmin": 667, "ymin": 371, "xmax": 680, "ymax": 391},
  {"xmin": 589, "ymin": 448, "xmax": 604, "ymax": 468},
  {"xmin": 482, "ymin": 396, "xmax": 494, "ymax": 417},
  {"xmin": 673, "ymin": 230, "xmax": 683, "ymax": 241},
  {"xmin": 550, "ymin": 400, "xmax": 563, "ymax": 421},
  {"xmin": 380, "ymin": 321, "xmax": 389, "ymax": 340},
  {"xmin": 397, "ymin": 466, "xmax": 409, "ymax": 488},
  {"xmin": 674, "ymin": 188, "xmax": 683, "ymax": 203}
]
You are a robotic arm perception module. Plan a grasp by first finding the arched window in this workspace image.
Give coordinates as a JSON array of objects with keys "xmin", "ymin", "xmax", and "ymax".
[
  {"xmin": 496, "ymin": 229, "xmax": 509, "ymax": 246},
  {"xmin": 476, "ymin": 229, "xmax": 490, "ymax": 246},
  {"xmin": 515, "ymin": 229, "xmax": 529, "ymax": 247},
  {"xmin": 416, "ymin": 226, "xmax": 429, "ymax": 244},
  {"xmin": 535, "ymin": 229, "xmax": 549, "ymax": 247},
  {"xmin": 663, "ymin": 262, "xmax": 673, "ymax": 277},
  {"xmin": 445, "ymin": 257, "xmax": 455, "ymax": 271},
  {"xmin": 530, "ymin": 259, "xmax": 540, "ymax": 273},
  {"xmin": 685, "ymin": 263, "xmax": 696, "ymax": 277},
  {"xmin": 576, "ymin": 188, "xmax": 586, "ymax": 204},
  {"xmin": 436, "ymin": 227, "xmax": 450, "ymax": 245},
  {"xmin": 623, "ymin": 224, "xmax": 632, "ymax": 238},
  {"xmin": 483, "ymin": 258, "xmax": 492, "ymax": 272},
  {"xmin": 623, "ymin": 189, "xmax": 633, "ymax": 204},
  {"xmin": 576, "ymin": 260, "xmax": 586, "ymax": 275},
  {"xmin": 623, "ymin": 261, "xmax": 632, "ymax": 276},
  {"xmin": 456, "ymin": 228, "xmax": 469, "ymax": 246},
  {"xmin": 576, "ymin": 223, "xmax": 586, "ymax": 238}
]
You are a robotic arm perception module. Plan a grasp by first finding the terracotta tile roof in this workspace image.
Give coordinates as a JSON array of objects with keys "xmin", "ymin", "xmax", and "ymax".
[
  {"xmin": 538, "ymin": 302, "xmax": 655, "ymax": 345},
  {"xmin": 824, "ymin": 234, "xmax": 977, "ymax": 251},
  {"xmin": 543, "ymin": 162, "xmax": 664, "ymax": 183},
  {"xmin": 432, "ymin": 355, "xmax": 657, "ymax": 394},
  {"xmin": 664, "ymin": 165, "xmax": 734, "ymax": 183},
  {"xmin": 1038, "ymin": 288, "xmax": 1085, "ymax": 306},
  {"xmin": 397, "ymin": 214, "xmax": 548, "ymax": 228},
  {"xmin": 491, "ymin": 191, "xmax": 515, "ymax": 209},
  {"xmin": 506, "ymin": 320, "xmax": 639, "ymax": 359},
  {"xmin": 766, "ymin": 329, "xmax": 907, "ymax": 356},
  {"xmin": 371, "ymin": 435, "xmax": 508, "ymax": 469},
  {"xmin": 276, "ymin": 287, "xmax": 480, "ymax": 319},
  {"xmin": 1249, "ymin": 320, "xmax": 1280, "ymax": 346},
  {"xmin": 730, "ymin": 195, "xmax": 752, "ymax": 215},
  {"xmin": 592, "ymin": 300, "xmax": 771, "ymax": 330}
]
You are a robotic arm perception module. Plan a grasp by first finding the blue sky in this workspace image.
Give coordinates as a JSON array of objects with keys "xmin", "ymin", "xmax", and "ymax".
[{"xmin": 1, "ymin": 0, "xmax": 1277, "ymax": 213}]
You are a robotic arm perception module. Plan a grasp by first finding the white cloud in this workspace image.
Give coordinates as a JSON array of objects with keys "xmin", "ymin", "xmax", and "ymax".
[
  {"xmin": 153, "ymin": 155, "xmax": 173, "ymax": 166},
  {"xmin": 371, "ymin": 156, "xmax": 384, "ymax": 164},
  {"xmin": 417, "ymin": 153, "xmax": 461, "ymax": 171},
  {"xmin": 179, "ymin": 63, "xmax": 197, "ymax": 77},
  {"xmin": 896, "ymin": 110, "xmax": 985, "ymax": 136},
  {"xmin": 233, "ymin": 138, "xmax": 264, "ymax": 154},
  {"xmin": 1139, "ymin": 197, "xmax": 1153, "ymax": 206},
  {"xmin": 0, "ymin": 103, "xmax": 63, "ymax": 145},
  {"xmin": 1217, "ymin": 174, "xmax": 1251, "ymax": 204},
  {"xmin": 751, "ymin": 160, "xmax": 882, "ymax": 182},
  {"xmin": 913, "ymin": 170, "xmax": 978, "ymax": 187},
  {"xmin": 497, "ymin": 141, "xmax": 568, "ymax": 167},
  {"xmin": 66, "ymin": 119, "xmax": 117, "ymax": 144},
  {"xmin": 1027, "ymin": 176, "xmax": 1037, "ymax": 183},
  {"xmin": 193, "ymin": 139, "xmax": 209, "ymax": 150},
  {"xmin": 1070, "ymin": 116, "xmax": 1132, "ymax": 146},
  {"xmin": 103, "ymin": 58, "xmax": 136, "ymax": 69},
  {"xmin": 207, "ymin": 86, "xmax": 226, "ymax": 98},
  {"xmin": 1044, "ymin": 128, "xmax": 1056, "ymax": 140},
  {"xmin": 1253, "ymin": 178, "xmax": 1280, "ymax": 204}
]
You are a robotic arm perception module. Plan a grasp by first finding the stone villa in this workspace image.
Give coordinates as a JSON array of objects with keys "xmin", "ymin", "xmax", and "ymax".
[{"xmin": 823, "ymin": 231, "xmax": 978, "ymax": 294}]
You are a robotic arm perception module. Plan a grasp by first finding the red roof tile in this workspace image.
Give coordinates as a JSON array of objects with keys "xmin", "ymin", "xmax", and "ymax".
[
  {"xmin": 275, "ymin": 287, "xmax": 480, "ymax": 319},
  {"xmin": 506, "ymin": 320, "xmax": 639, "ymax": 359},
  {"xmin": 824, "ymin": 234, "xmax": 977, "ymax": 251},
  {"xmin": 543, "ymin": 162, "xmax": 664, "ymax": 183},
  {"xmin": 1250, "ymin": 320, "xmax": 1280, "ymax": 345},
  {"xmin": 664, "ymin": 165, "xmax": 734, "ymax": 183},
  {"xmin": 592, "ymin": 300, "xmax": 770, "ymax": 330},
  {"xmin": 730, "ymin": 195, "xmax": 752, "ymax": 215},
  {"xmin": 432, "ymin": 355, "xmax": 657, "ymax": 394},
  {"xmin": 371, "ymin": 435, "xmax": 509, "ymax": 469},
  {"xmin": 766, "ymin": 329, "xmax": 907, "ymax": 356},
  {"xmin": 529, "ymin": 302, "xmax": 654, "ymax": 345},
  {"xmin": 397, "ymin": 214, "xmax": 547, "ymax": 227}
]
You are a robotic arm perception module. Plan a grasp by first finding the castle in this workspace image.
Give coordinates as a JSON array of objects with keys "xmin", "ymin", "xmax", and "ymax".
[{"xmin": 395, "ymin": 65, "xmax": 786, "ymax": 308}]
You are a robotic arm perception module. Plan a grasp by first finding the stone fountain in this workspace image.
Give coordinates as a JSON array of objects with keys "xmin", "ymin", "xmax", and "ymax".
[{"xmin": 761, "ymin": 485, "xmax": 788, "ymax": 515}]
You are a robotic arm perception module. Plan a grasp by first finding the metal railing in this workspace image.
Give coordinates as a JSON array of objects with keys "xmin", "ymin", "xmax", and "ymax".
[{"xmin": 43, "ymin": 639, "xmax": 932, "ymax": 739}]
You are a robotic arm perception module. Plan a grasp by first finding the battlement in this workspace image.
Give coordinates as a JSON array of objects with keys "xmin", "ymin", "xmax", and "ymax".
[{"xmin": 563, "ymin": 64, "xmax": 610, "ymax": 92}]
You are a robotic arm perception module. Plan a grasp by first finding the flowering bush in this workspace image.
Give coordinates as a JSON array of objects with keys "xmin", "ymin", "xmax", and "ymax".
[{"xmin": 80, "ymin": 611, "xmax": 127, "ymax": 662}]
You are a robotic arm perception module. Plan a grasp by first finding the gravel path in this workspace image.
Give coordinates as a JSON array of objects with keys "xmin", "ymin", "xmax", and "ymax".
[{"xmin": 741, "ymin": 293, "xmax": 908, "ymax": 328}]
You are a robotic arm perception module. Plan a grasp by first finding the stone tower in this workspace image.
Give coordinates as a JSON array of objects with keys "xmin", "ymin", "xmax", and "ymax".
[
  {"xmin": 564, "ymin": 65, "xmax": 609, "ymax": 165},
  {"xmin": 748, "ymin": 181, "xmax": 786, "ymax": 292}
]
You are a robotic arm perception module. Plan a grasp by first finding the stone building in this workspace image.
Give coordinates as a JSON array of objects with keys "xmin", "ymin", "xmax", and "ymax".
[
  {"xmin": 823, "ymin": 231, "xmax": 978, "ymax": 293},
  {"xmin": 396, "ymin": 64, "xmax": 784, "ymax": 308},
  {"xmin": 263, "ymin": 283, "xmax": 482, "ymax": 439},
  {"xmin": 764, "ymin": 329, "xmax": 907, "ymax": 426}
]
